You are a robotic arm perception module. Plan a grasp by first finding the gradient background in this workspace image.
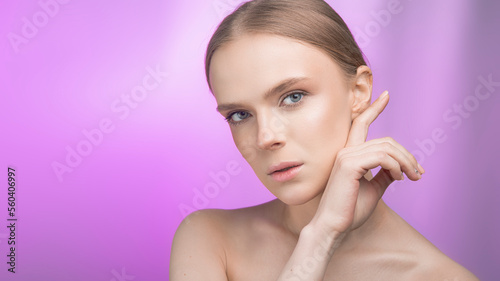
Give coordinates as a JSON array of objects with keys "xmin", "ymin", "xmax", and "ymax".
[{"xmin": 1, "ymin": 0, "xmax": 499, "ymax": 280}]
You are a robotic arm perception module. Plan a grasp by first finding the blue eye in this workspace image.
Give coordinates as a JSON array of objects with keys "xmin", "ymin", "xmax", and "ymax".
[
  {"xmin": 283, "ymin": 92, "xmax": 304, "ymax": 105},
  {"xmin": 224, "ymin": 91, "xmax": 306, "ymax": 125},
  {"xmin": 227, "ymin": 111, "xmax": 249, "ymax": 123}
]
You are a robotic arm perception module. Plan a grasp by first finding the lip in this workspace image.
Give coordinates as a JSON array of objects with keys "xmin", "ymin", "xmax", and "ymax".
[
  {"xmin": 267, "ymin": 161, "xmax": 303, "ymax": 175},
  {"xmin": 267, "ymin": 162, "xmax": 303, "ymax": 182}
]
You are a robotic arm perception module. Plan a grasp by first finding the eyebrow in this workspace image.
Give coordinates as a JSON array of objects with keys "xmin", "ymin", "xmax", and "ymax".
[{"xmin": 216, "ymin": 77, "xmax": 309, "ymax": 113}]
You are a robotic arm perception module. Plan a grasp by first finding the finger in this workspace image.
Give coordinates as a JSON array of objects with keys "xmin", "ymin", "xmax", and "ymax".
[
  {"xmin": 373, "ymin": 137, "xmax": 424, "ymax": 176},
  {"xmin": 358, "ymin": 151, "xmax": 403, "ymax": 182},
  {"xmin": 351, "ymin": 151, "xmax": 402, "ymax": 197},
  {"xmin": 346, "ymin": 91, "xmax": 389, "ymax": 147},
  {"xmin": 367, "ymin": 142, "xmax": 420, "ymax": 181},
  {"xmin": 342, "ymin": 137, "xmax": 422, "ymax": 180},
  {"xmin": 370, "ymin": 168, "xmax": 397, "ymax": 199}
]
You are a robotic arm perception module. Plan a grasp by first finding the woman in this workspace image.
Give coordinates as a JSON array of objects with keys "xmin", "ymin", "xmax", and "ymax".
[{"xmin": 170, "ymin": 0, "xmax": 479, "ymax": 280}]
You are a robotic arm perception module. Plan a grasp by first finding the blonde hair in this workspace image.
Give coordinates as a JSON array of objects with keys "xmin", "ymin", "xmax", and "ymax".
[{"xmin": 205, "ymin": 0, "xmax": 367, "ymax": 92}]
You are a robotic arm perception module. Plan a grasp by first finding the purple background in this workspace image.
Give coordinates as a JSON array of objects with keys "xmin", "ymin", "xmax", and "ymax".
[{"xmin": 1, "ymin": 0, "xmax": 499, "ymax": 280}]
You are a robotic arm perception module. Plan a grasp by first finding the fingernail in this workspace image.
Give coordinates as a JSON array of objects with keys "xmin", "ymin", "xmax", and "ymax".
[
  {"xmin": 414, "ymin": 168, "xmax": 422, "ymax": 179},
  {"xmin": 418, "ymin": 163, "xmax": 425, "ymax": 174},
  {"xmin": 400, "ymin": 171, "xmax": 404, "ymax": 181},
  {"xmin": 381, "ymin": 91, "xmax": 389, "ymax": 100}
]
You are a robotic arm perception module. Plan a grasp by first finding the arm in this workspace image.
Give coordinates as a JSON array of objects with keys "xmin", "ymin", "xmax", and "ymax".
[{"xmin": 275, "ymin": 224, "xmax": 345, "ymax": 281}]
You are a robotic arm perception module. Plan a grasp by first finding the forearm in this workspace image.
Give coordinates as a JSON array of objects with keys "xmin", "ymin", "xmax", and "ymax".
[{"xmin": 276, "ymin": 224, "xmax": 346, "ymax": 281}]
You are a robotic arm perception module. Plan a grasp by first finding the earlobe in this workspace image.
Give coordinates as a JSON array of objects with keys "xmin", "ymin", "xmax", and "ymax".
[{"xmin": 350, "ymin": 65, "xmax": 373, "ymax": 120}]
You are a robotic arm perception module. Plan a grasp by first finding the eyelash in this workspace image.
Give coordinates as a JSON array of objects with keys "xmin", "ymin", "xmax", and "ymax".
[{"xmin": 224, "ymin": 90, "xmax": 308, "ymax": 126}]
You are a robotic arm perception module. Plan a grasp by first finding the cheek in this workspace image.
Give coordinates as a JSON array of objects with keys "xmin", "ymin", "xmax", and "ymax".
[
  {"xmin": 295, "ymin": 97, "xmax": 351, "ymax": 151},
  {"xmin": 231, "ymin": 128, "xmax": 258, "ymax": 163},
  {"xmin": 290, "ymin": 99, "xmax": 351, "ymax": 193}
]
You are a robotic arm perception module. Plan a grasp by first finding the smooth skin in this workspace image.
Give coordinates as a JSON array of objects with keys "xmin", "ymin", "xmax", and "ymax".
[{"xmin": 170, "ymin": 33, "xmax": 479, "ymax": 280}]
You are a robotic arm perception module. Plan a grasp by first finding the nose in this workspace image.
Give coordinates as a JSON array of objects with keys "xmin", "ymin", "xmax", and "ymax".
[{"xmin": 256, "ymin": 112, "xmax": 286, "ymax": 150}]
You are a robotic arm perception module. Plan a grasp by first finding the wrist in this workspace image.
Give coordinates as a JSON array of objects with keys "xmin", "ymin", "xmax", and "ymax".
[
  {"xmin": 308, "ymin": 214, "xmax": 351, "ymax": 237},
  {"xmin": 301, "ymin": 222, "xmax": 346, "ymax": 255}
]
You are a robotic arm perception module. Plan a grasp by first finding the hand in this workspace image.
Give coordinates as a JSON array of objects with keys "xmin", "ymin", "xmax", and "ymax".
[{"xmin": 310, "ymin": 91, "xmax": 425, "ymax": 235}]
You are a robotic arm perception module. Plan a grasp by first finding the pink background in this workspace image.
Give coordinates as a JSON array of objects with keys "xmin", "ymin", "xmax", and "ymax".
[{"xmin": 1, "ymin": 0, "xmax": 499, "ymax": 280}]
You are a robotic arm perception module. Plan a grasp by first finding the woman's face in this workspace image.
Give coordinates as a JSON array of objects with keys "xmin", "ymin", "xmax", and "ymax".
[{"xmin": 209, "ymin": 33, "xmax": 359, "ymax": 205}]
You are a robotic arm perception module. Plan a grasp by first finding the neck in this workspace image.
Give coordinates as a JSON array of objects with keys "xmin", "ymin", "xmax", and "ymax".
[
  {"xmin": 278, "ymin": 192, "xmax": 390, "ymax": 243},
  {"xmin": 279, "ymin": 192, "xmax": 323, "ymax": 237}
]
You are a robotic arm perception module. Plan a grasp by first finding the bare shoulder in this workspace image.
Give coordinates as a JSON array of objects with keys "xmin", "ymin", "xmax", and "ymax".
[
  {"xmin": 402, "ymin": 227, "xmax": 479, "ymax": 280},
  {"xmin": 170, "ymin": 209, "xmax": 229, "ymax": 280},
  {"xmin": 175, "ymin": 200, "xmax": 280, "ymax": 235},
  {"xmin": 381, "ymin": 203, "xmax": 479, "ymax": 281},
  {"xmin": 175, "ymin": 208, "xmax": 234, "ymax": 233},
  {"xmin": 407, "ymin": 228, "xmax": 480, "ymax": 280},
  {"xmin": 408, "ymin": 252, "xmax": 479, "ymax": 281},
  {"xmin": 170, "ymin": 202, "xmax": 279, "ymax": 280}
]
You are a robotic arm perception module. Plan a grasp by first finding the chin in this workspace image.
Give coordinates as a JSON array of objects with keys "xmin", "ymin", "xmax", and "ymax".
[{"xmin": 270, "ymin": 181, "xmax": 324, "ymax": 206}]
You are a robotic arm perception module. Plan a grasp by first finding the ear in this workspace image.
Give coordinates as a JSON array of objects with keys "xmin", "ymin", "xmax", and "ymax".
[{"xmin": 349, "ymin": 65, "xmax": 373, "ymax": 120}]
